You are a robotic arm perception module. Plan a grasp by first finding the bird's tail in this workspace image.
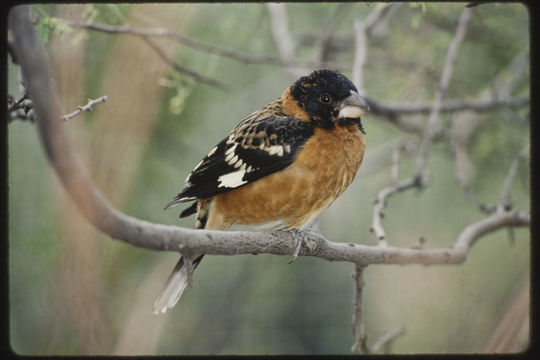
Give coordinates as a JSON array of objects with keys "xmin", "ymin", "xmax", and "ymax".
[
  {"xmin": 152, "ymin": 199, "xmax": 215, "ymax": 314},
  {"xmin": 152, "ymin": 255, "xmax": 204, "ymax": 314}
]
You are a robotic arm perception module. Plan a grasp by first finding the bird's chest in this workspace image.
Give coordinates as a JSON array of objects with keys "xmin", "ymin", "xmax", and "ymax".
[{"xmin": 294, "ymin": 125, "xmax": 365, "ymax": 196}]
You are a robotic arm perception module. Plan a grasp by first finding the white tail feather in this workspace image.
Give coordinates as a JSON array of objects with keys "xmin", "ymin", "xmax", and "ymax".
[{"xmin": 152, "ymin": 258, "xmax": 189, "ymax": 314}]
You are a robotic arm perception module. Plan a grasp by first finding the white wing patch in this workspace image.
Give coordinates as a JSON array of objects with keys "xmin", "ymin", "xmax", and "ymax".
[
  {"xmin": 267, "ymin": 145, "xmax": 284, "ymax": 157},
  {"xmin": 218, "ymin": 170, "xmax": 248, "ymax": 188}
]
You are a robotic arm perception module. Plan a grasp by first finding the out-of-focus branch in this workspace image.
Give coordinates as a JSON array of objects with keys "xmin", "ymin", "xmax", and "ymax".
[
  {"xmin": 368, "ymin": 96, "xmax": 529, "ymax": 119},
  {"xmin": 352, "ymin": 4, "xmax": 402, "ymax": 96},
  {"xmin": 266, "ymin": 3, "xmax": 305, "ymax": 78},
  {"xmin": 370, "ymin": 324, "xmax": 406, "ymax": 353},
  {"xmin": 352, "ymin": 18, "xmax": 368, "ymax": 95},
  {"xmin": 364, "ymin": 3, "xmax": 402, "ymax": 38},
  {"xmin": 451, "ymin": 126, "xmax": 496, "ymax": 214},
  {"xmin": 351, "ymin": 264, "xmax": 405, "ymax": 354},
  {"xmin": 351, "ymin": 264, "xmax": 368, "ymax": 353},
  {"xmin": 317, "ymin": 3, "xmax": 350, "ymax": 64},
  {"xmin": 415, "ymin": 7, "xmax": 472, "ymax": 178},
  {"xmin": 62, "ymin": 19, "xmax": 227, "ymax": 89},
  {"xmin": 139, "ymin": 36, "xmax": 229, "ymax": 90},
  {"xmin": 65, "ymin": 19, "xmax": 350, "ymax": 71},
  {"xmin": 499, "ymin": 146, "xmax": 528, "ymax": 211}
]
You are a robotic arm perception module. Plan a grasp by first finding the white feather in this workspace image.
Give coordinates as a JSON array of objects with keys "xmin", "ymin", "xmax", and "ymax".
[
  {"xmin": 207, "ymin": 146, "xmax": 217, "ymax": 157},
  {"xmin": 218, "ymin": 170, "xmax": 247, "ymax": 188},
  {"xmin": 268, "ymin": 145, "xmax": 284, "ymax": 157}
]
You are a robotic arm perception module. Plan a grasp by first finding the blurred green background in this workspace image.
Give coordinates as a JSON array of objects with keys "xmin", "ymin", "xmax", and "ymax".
[{"xmin": 8, "ymin": 3, "xmax": 529, "ymax": 355}]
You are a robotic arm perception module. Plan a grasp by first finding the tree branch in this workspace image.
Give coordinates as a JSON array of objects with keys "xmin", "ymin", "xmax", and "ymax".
[
  {"xmin": 61, "ymin": 95, "xmax": 109, "ymax": 121},
  {"xmin": 352, "ymin": 17, "xmax": 368, "ymax": 95},
  {"xmin": 415, "ymin": 7, "xmax": 472, "ymax": 178},
  {"xmin": 266, "ymin": 3, "xmax": 305, "ymax": 78},
  {"xmin": 499, "ymin": 146, "xmax": 528, "ymax": 212},
  {"xmin": 65, "ymin": 19, "xmax": 350, "ymax": 72},
  {"xmin": 61, "ymin": 19, "xmax": 228, "ymax": 90},
  {"xmin": 138, "ymin": 36, "xmax": 229, "ymax": 90},
  {"xmin": 351, "ymin": 264, "xmax": 368, "ymax": 353},
  {"xmin": 367, "ymin": 96, "xmax": 529, "ymax": 119},
  {"xmin": 317, "ymin": 3, "xmax": 350, "ymax": 65}
]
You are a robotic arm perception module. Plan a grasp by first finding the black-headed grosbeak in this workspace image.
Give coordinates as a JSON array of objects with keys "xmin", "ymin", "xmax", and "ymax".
[{"xmin": 153, "ymin": 69, "xmax": 369, "ymax": 314}]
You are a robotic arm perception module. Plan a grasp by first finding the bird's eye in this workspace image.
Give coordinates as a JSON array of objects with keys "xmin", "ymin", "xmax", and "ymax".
[{"xmin": 319, "ymin": 93, "xmax": 331, "ymax": 104}]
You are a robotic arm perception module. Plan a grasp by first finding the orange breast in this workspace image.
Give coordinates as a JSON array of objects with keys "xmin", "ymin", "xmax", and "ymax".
[{"xmin": 208, "ymin": 124, "xmax": 365, "ymax": 229}]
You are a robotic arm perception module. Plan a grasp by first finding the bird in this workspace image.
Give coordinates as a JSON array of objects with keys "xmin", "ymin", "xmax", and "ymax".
[{"xmin": 153, "ymin": 69, "xmax": 369, "ymax": 314}]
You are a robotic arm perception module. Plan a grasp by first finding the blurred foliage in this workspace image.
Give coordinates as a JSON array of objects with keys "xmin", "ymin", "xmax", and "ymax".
[{"xmin": 9, "ymin": 2, "xmax": 529, "ymax": 356}]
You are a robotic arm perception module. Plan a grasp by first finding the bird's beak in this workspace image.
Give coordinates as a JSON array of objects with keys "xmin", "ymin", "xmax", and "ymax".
[{"xmin": 337, "ymin": 91, "xmax": 370, "ymax": 120}]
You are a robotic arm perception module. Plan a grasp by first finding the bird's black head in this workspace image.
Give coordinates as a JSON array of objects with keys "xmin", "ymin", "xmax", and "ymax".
[{"xmin": 288, "ymin": 69, "xmax": 369, "ymax": 130}]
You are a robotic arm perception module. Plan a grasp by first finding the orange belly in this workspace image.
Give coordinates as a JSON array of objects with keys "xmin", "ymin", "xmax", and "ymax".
[{"xmin": 207, "ymin": 124, "xmax": 366, "ymax": 229}]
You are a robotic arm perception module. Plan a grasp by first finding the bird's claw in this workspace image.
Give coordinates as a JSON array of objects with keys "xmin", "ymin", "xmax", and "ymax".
[{"xmin": 288, "ymin": 233, "xmax": 318, "ymax": 264}]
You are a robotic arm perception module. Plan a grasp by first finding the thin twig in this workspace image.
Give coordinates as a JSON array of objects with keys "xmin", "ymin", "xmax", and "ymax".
[
  {"xmin": 62, "ymin": 96, "xmax": 109, "ymax": 121},
  {"xmin": 370, "ymin": 176, "xmax": 422, "ymax": 244},
  {"xmin": 139, "ymin": 36, "xmax": 229, "ymax": 90}
]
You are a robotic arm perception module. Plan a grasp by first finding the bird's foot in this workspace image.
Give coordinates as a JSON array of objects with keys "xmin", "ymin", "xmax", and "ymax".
[{"xmin": 288, "ymin": 230, "xmax": 318, "ymax": 264}]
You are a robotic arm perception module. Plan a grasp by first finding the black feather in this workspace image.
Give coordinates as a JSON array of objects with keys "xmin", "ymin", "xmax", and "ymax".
[{"xmin": 179, "ymin": 202, "xmax": 197, "ymax": 218}]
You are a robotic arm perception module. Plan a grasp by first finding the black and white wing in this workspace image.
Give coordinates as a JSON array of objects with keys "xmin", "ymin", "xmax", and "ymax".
[{"xmin": 165, "ymin": 115, "xmax": 314, "ymax": 214}]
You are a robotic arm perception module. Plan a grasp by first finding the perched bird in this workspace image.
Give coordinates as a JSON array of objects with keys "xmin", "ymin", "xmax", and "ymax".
[{"xmin": 153, "ymin": 69, "xmax": 369, "ymax": 314}]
